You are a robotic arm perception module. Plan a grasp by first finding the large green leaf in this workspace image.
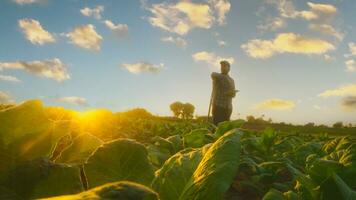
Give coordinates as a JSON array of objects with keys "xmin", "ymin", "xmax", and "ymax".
[
  {"xmin": 183, "ymin": 128, "xmax": 212, "ymax": 148},
  {"xmin": 0, "ymin": 100, "xmax": 71, "ymax": 165},
  {"xmin": 54, "ymin": 133, "xmax": 103, "ymax": 165},
  {"xmin": 307, "ymin": 144, "xmax": 356, "ymax": 188},
  {"xmin": 292, "ymin": 142, "xmax": 324, "ymax": 166},
  {"xmin": 40, "ymin": 181, "xmax": 159, "ymax": 200},
  {"xmin": 331, "ymin": 173, "xmax": 356, "ymax": 200},
  {"xmin": 323, "ymin": 137, "xmax": 353, "ymax": 154},
  {"xmin": 0, "ymin": 100, "xmax": 49, "ymax": 146},
  {"xmin": 0, "ymin": 157, "xmax": 83, "ymax": 199},
  {"xmin": 214, "ymin": 120, "xmax": 245, "ymax": 138},
  {"xmin": 166, "ymin": 135, "xmax": 183, "ymax": 153},
  {"xmin": 152, "ymin": 148, "xmax": 203, "ymax": 200},
  {"xmin": 262, "ymin": 189, "xmax": 298, "ymax": 200},
  {"xmin": 84, "ymin": 139, "xmax": 155, "ymax": 188},
  {"xmin": 179, "ymin": 129, "xmax": 242, "ymax": 200},
  {"xmin": 147, "ymin": 144, "xmax": 171, "ymax": 168}
]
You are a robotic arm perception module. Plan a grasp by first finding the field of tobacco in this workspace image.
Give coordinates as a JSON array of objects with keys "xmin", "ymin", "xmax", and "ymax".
[{"xmin": 0, "ymin": 100, "xmax": 355, "ymax": 200}]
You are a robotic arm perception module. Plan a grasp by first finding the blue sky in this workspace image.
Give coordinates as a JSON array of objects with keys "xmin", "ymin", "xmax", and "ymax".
[{"xmin": 0, "ymin": 0, "xmax": 355, "ymax": 125}]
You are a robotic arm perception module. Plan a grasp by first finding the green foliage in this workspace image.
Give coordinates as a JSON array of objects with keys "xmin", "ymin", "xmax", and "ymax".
[
  {"xmin": 84, "ymin": 139, "xmax": 155, "ymax": 188},
  {"xmin": 214, "ymin": 119, "xmax": 245, "ymax": 138},
  {"xmin": 170, "ymin": 101, "xmax": 184, "ymax": 118},
  {"xmin": 183, "ymin": 128, "xmax": 213, "ymax": 148},
  {"xmin": 116, "ymin": 108, "xmax": 154, "ymax": 119},
  {"xmin": 169, "ymin": 101, "xmax": 195, "ymax": 119},
  {"xmin": 262, "ymin": 189, "xmax": 298, "ymax": 200},
  {"xmin": 152, "ymin": 148, "xmax": 203, "ymax": 200},
  {"xmin": 0, "ymin": 100, "xmax": 71, "ymax": 171},
  {"xmin": 182, "ymin": 103, "xmax": 195, "ymax": 119},
  {"xmin": 0, "ymin": 158, "xmax": 83, "ymax": 199},
  {"xmin": 41, "ymin": 181, "xmax": 159, "ymax": 200},
  {"xmin": 54, "ymin": 133, "xmax": 103, "ymax": 165},
  {"xmin": 331, "ymin": 173, "xmax": 356, "ymax": 200},
  {"xmin": 1, "ymin": 100, "xmax": 356, "ymax": 200},
  {"xmin": 179, "ymin": 129, "xmax": 242, "ymax": 200}
]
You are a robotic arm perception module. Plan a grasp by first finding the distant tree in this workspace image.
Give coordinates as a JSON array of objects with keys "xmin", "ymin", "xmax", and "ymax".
[
  {"xmin": 246, "ymin": 115, "xmax": 256, "ymax": 122},
  {"xmin": 317, "ymin": 124, "xmax": 329, "ymax": 129},
  {"xmin": 170, "ymin": 102, "xmax": 184, "ymax": 118},
  {"xmin": 182, "ymin": 103, "xmax": 195, "ymax": 119},
  {"xmin": 333, "ymin": 122, "xmax": 344, "ymax": 129},
  {"xmin": 170, "ymin": 102, "xmax": 195, "ymax": 119},
  {"xmin": 119, "ymin": 108, "xmax": 153, "ymax": 119},
  {"xmin": 305, "ymin": 122, "xmax": 315, "ymax": 128}
]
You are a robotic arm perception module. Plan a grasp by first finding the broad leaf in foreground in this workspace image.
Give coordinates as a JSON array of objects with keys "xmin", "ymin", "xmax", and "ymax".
[
  {"xmin": 183, "ymin": 129, "xmax": 212, "ymax": 148},
  {"xmin": 85, "ymin": 139, "xmax": 155, "ymax": 188},
  {"xmin": 214, "ymin": 120, "xmax": 245, "ymax": 138},
  {"xmin": 0, "ymin": 158, "xmax": 83, "ymax": 199},
  {"xmin": 39, "ymin": 181, "xmax": 159, "ymax": 200},
  {"xmin": 0, "ymin": 100, "xmax": 69, "ymax": 163},
  {"xmin": 179, "ymin": 129, "xmax": 242, "ymax": 200},
  {"xmin": 152, "ymin": 148, "xmax": 203, "ymax": 200},
  {"xmin": 55, "ymin": 133, "xmax": 103, "ymax": 165}
]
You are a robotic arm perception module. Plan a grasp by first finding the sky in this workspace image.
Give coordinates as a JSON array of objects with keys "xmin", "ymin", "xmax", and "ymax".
[{"xmin": 0, "ymin": 0, "xmax": 355, "ymax": 125}]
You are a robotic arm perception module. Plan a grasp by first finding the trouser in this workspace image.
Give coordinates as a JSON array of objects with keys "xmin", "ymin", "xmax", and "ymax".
[{"xmin": 212, "ymin": 104, "xmax": 232, "ymax": 125}]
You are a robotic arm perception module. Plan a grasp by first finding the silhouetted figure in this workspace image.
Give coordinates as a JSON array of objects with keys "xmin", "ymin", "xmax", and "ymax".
[{"xmin": 211, "ymin": 61, "xmax": 237, "ymax": 125}]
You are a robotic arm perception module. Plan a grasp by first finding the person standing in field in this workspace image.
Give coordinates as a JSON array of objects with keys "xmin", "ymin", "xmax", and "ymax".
[{"xmin": 211, "ymin": 60, "xmax": 237, "ymax": 125}]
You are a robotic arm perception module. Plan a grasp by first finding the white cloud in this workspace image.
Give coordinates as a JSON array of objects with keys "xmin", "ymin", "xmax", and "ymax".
[
  {"xmin": 258, "ymin": 17, "xmax": 286, "ymax": 31},
  {"xmin": 323, "ymin": 54, "xmax": 335, "ymax": 62},
  {"xmin": 208, "ymin": 0, "xmax": 231, "ymax": 25},
  {"xmin": 349, "ymin": 43, "xmax": 356, "ymax": 56},
  {"xmin": 265, "ymin": 1, "xmax": 342, "ymax": 40},
  {"xmin": 121, "ymin": 62, "xmax": 164, "ymax": 74},
  {"xmin": 161, "ymin": 36, "xmax": 187, "ymax": 48},
  {"xmin": 145, "ymin": 0, "xmax": 231, "ymax": 35},
  {"xmin": 104, "ymin": 20, "xmax": 129, "ymax": 38},
  {"xmin": 57, "ymin": 96, "xmax": 88, "ymax": 106},
  {"xmin": 192, "ymin": 51, "xmax": 234, "ymax": 67},
  {"xmin": 18, "ymin": 19, "xmax": 55, "ymax": 45},
  {"xmin": 12, "ymin": 0, "xmax": 43, "ymax": 5},
  {"xmin": 267, "ymin": 1, "xmax": 337, "ymax": 20},
  {"xmin": 80, "ymin": 6, "xmax": 104, "ymax": 20},
  {"xmin": 307, "ymin": 2, "xmax": 337, "ymax": 15},
  {"xmin": 66, "ymin": 24, "xmax": 102, "ymax": 51},
  {"xmin": 0, "ymin": 91, "xmax": 14, "ymax": 104},
  {"xmin": 345, "ymin": 60, "xmax": 356, "ymax": 72},
  {"xmin": 218, "ymin": 40, "xmax": 227, "ymax": 47},
  {"xmin": 255, "ymin": 99, "xmax": 296, "ymax": 110},
  {"xmin": 319, "ymin": 84, "xmax": 356, "ymax": 97},
  {"xmin": 241, "ymin": 32, "xmax": 335, "ymax": 59},
  {"xmin": 309, "ymin": 24, "xmax": 344, "ymax": 41},
  {"xmin": 0, "ymin": 75, "xmax": 21, "ymax": 83},
  {"xmin": 0, "ymin": 58, "xmax": 70, "ymax": 81}
]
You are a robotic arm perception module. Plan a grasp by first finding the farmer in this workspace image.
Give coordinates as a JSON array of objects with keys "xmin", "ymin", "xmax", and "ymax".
[{"xmin": 211, "ymin": 60, "xmax": 237, "ymax": 125}]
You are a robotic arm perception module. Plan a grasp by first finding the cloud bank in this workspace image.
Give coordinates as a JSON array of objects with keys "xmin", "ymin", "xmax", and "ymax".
[
  {"xmin": 144, "ymin": 0, "xmax": 231, "ymax": 35},
  {"xmin": 121, "ymin": 62, "xmax": 164, "ymax": 74},
  {"xmin": 18, "ymin": 19, "xmax": 55, "ymax": 45},
  {"xmin": 255, "ymin": 99, "xmax": 296, "ymax": 110},
  {"xmin": 66, "ymin": 24, "xmax": 103, "ymax": 51},
  {"xmin": 319, "ymin": 84, "xmax": 356, "ymax": 97},
  {"xmin": 0, "ymin": 58, "xmax": 70, "ymax": 81},
  {"xmin": 241, "ymin": 33, "xmax": 335, "ymax": 59},
  {"xmin": 192, "ymin": 51, "xmax": 234, "ymax": 67}
]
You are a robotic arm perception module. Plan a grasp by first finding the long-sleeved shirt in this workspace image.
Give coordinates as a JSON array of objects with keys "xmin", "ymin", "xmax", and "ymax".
[{"xmin": 211, "ymin": 72, "xmax": 236, "ymax": 110}]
